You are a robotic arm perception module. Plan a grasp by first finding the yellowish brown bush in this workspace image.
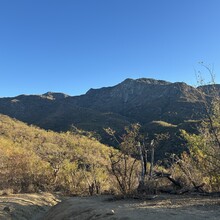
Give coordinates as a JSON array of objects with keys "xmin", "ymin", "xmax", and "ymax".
[{"xmin": 0, "ymin": 114, "xmax": 116, "ymax": 195}]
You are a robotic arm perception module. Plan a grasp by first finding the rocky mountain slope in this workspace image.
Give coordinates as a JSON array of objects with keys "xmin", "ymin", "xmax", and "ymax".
[
  {"xmin": 69, "ymin": 78, "xmax": 207, "ymax": 124},
  {"xmin": 0, "ymin": 78, "xmax": 219, "ymax": 156}
]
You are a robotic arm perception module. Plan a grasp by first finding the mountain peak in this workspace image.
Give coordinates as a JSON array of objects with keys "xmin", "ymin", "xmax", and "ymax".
[
  {"xmin": 121, "ymin": 78, "xmax": 171, "ymax": 85},
  {"xmin": 86, "ymin": 78, "xmax": 172, "ymax": 95},
  {"xmin": 41, "ymin": 92, "xmax": 69, "ymax": 100}
]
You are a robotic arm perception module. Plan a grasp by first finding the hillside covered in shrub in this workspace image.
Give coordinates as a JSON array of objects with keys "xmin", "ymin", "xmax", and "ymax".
[{"xmin": 0, "ymin": 114, "xmax": 115, "ymax": 195}]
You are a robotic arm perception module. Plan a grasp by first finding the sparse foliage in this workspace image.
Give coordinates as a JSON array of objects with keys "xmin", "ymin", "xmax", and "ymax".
[
  {"xmin": 171, "ymin": 65, "xmax": 220, "ymax": 192},
  {"xmin": 105, "ymin": 124, "xmax": 141, "ymax": 195}
]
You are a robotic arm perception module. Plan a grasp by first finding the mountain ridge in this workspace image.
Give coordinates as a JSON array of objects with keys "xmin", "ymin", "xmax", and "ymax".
[
  {"xmin": 0, "ymin": 77, "xmax": 218, "ymax": 126},
  {"xmin": 0, "ymin": 77, "xmax": 219, "ymax": 159},
  {"xmin": 0, "ymin": 78, "xmax": 219, "ymax": 155}
]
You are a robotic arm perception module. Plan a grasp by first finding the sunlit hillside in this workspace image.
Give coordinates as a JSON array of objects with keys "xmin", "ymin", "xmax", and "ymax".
[{"xmin": 0, "ymin": 114, "xmax": 115, "ymax": 195}]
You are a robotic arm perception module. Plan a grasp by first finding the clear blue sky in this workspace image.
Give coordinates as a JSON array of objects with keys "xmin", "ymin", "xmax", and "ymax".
[{"xmin": 0, "ymin": 0, "xmax": 220, "ymax": 97}]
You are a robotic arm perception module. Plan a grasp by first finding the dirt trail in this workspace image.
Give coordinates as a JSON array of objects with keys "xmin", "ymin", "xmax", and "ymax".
[
  {"xmin": 1, "ymin": 193, "xmax": 220, "ymax": 220},
  {"xmin": 44, "ymin": 194, "xmax": 220, "ymax": 220},
  {"xmin": 0, "ymin": 193, "xmax": 60, "ymax": 220}
]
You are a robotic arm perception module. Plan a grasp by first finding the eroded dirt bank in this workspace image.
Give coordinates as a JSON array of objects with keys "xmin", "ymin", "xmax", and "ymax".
[
  {"xmin": 44, "ymin": 194, "xmax": 220, "ymax": 220},
  {"xmin": 1, "ymin": 193, "xmax": 220, "ymax": 220},
  {"xmin": 0, "ymin": 193, "xmax": 60, "ymax": 220}
]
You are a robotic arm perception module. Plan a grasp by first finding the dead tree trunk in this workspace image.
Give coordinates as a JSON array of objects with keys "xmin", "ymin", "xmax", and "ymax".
[
  {"xmin": 138, "ymin": 142, "xmax": 145, "ymax": 183},
  {"xmin": 144, "ymin": 146, "xmax": 148, "ymax": 176},
  {"xmin": 149, "ymin": 140, "xmax": 155, "ymax": 179}
]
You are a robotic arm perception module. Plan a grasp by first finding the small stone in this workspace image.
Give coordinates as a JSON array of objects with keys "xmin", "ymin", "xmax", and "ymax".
[
  {"xmin": 106, "ymin": 209, "xmax": 115, "ymax": 215},
  {"xmin": 3, "ymin": 206, "xmax": 10, "ymax": 212},
  {"xmin": 145, "ymin": 195, "xmax": 158, "ymax": 200}
]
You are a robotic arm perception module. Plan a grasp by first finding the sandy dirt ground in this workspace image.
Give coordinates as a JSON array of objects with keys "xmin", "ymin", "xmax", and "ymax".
[
  {"xmin": 44, "ymin": 194, "xmax": 220, "ymax": 220},
  {"xmin": 0, "ymin": 192, "xmax": 60, "ymax": 220},
  {"xmin": 1, "ymin": 193, "xmax": 220, "ymax": 220}
]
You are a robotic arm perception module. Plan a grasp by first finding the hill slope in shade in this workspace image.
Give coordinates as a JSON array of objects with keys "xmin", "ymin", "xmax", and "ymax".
[{"xmin": 0, "ymin": 78, "xmax": 219, "ymax": 156}]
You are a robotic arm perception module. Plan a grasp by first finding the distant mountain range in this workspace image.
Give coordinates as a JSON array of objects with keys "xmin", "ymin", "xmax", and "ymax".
[{"xmin": 1, "ymin": 78, "xmax": 219, "ymax": 159}]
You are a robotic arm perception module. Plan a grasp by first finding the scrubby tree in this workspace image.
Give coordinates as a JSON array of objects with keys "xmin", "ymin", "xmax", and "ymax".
[
  {"xmin": 171, "ymin": 65, "xmax": 220, "ymax": 192},
  {"xmin": 105, "ymin": 124, "xmax": 166, "ymax": 195},
  {"xmin": 105, "ymin": 124, "xmax": 140, "ymax": 195}
]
